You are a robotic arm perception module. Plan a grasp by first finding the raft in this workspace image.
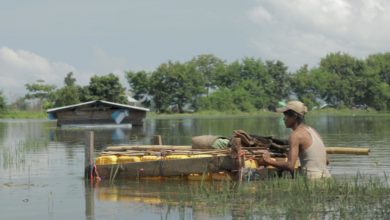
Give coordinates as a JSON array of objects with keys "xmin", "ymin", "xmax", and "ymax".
[
  {"xmin": 93, "ymin": 135, "xmax": 370, "ymax": 181},
  {"xmin": 94, "ymin": 138, "xmax": 294, "ymax": 182}
]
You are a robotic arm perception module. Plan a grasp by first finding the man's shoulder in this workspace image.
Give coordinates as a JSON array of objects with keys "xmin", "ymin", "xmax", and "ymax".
[{"xmin": 291, "ymin": 126, "xmax": 311, "ymax": 139}]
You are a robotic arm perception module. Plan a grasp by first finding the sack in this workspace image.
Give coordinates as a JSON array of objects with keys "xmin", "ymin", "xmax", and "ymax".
[{"xmin": 192, "ymin": 135, "xmax": 220, "ymax": 149}]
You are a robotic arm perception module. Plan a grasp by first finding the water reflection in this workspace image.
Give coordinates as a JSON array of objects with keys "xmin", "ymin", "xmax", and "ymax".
[
  {"xmin": 88, "ymin": 180, "xmax": 250, "ymax": 220},
  {"xmin": 0, "ymin": 120, "xmax": 50, "ymax": 173}
]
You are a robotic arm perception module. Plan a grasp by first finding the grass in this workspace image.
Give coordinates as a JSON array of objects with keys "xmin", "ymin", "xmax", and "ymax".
[
  {"xmin": 99, "ymin": 174, "xmax": 390, "ymax": 219},
  {"xmin": 94, "ymin": 172, "xmax": 390, "ymax": 218},
  {"xmin": 165, "ymin": 174, "xmax": 390, "ymax": 219},
  {"xmin": 1, "ymin": 146, "xmax": 26, "ymax": 169},
  {"xmin": 0, "ymin": 110, "xmax": 47, "ymax": 119},
  {"xmin": 1, "ymin": 108, "xmax": 390, "ymax": 120},
  {"xmin": 1, "ymin": 139, "xmax": 49, "ymax": 169},
  {"xmin": 147, "ymin": 108, "xmax": 390, "ymax": 120},
  {"xmin": 146, "ymin": 110, "xmax": 279, "ymax": 119}
]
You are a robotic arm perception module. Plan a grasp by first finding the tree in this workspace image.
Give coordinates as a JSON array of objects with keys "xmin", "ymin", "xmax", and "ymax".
[
  {"xmin": 0, "ymin": 91, "xmax": 6, "ymax": 112},
  {"xmin": 64, "ymin": 72, "xmax": 76, "ymax": 86},
  {"xmin": 50, "ymin": 72, "xmax": 81, "ymax": 107},
  {"xmin": 198, "ymin": 88, "xmax": 237, "ymax": 111},
  {"xmin": 51, "ymin": 86, "xmax": 80, "ymax": 107},
  {"xmin": 319, "ymin": 52, "xmax": 366, "ymax": 108},
  {"xmin": 189, "ymin": 54, "xmax": 225, "ymax": 96},
  {"xmin": 291, "ymin": 65, "xmax": 336, "ymax": 109},
  {"xmin": 230, "ymin": 86, "xmax": 255, "ymax": 112},
  {"xmin": 88, "ymin": 73, "xmax": 127, "ymax": 103},
  {"xmin": 126, "ymin": 70, "xmax": 151, "ymax": 106},
  {"xmin": 78, "ymin": 86, "xmax": 93, "ymax": 102},
  {"xmin": 25, "ymin": 80, "xmax": 56, "ymax": 100},
  {"xmin": 363, "ymin": 53, "xmax": 390, "ymax": 110},
  {"xmin": 214, "ymin": 60, "xmax": 240, "ymax": 88},
  {"xmin": 366, "ymin": 53, "xmax": 390, "ymax": 85},
  {"xmin": 265, "ymin": 60, "xmax": 291, "ymax": 109},
  {"xmin": 150, "ymin": 61, "xmax": 205, "ymax": 113},
  {"xmin": 25, "ymin": 80, "xmax": 56, "ymax": 109},
  {"xmin": 239, "ymin": 57, "xmax": 270, "ymax": 109}
]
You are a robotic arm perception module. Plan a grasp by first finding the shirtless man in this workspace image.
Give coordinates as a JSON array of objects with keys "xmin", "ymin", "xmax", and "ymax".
[{"xmin": 262, "ymin": 100, "xmax": 331, "ymax": 179}]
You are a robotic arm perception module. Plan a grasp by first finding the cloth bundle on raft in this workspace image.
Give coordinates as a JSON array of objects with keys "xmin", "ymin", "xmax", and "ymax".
[{"xmin": 192, "ymin": 130, "xmax": 289, "ymax": 155}]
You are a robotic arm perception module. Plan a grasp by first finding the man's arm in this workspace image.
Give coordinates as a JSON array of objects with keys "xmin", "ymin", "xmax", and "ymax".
[{"xmin": 262, "ymin": 134, "xmax": 299, "ymax": 173}]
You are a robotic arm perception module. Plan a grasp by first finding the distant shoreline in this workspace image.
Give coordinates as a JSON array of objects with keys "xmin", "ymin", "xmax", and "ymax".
[{"xmin": 1, "ymin": 108, "xmax": 389, "ymax": 120}]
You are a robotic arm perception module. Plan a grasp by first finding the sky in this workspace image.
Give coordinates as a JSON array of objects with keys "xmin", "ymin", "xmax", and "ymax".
[{"xmin": 1, "ymin": 0, "xmax": 390, "ymax": 103}]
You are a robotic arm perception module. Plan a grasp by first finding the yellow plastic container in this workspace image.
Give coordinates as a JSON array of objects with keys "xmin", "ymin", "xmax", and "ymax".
[
  {"xmin": 211, "ymin": 172, "xmax": 232, "ymax": 181},
  {"xmin": 165, "ymin": 176, "xmax": 186, "ymax": 180},
  {"xmin": 187, "ymin": 173, "xmax": 211, "ymax": 181},
  {"xmin": 189, "ymin": 154, "xmax": 213, "ymax": 158},
  {"xmin": 141, "ymin": 155, "xmax": 161, "ymax": 161},
  {"xmin": 244, "ymin": 159, "xmax": 258, "ymax": 169},
  {"xmin": 117, "ymin": 156, "xmax": 141, "ymax": 163},
  {"xmin": 141, "ymin": 197, "xmax": 162, "ymax": 205},
  {"xmin": 97, "ymin": 187, "xmax": 118, "ymax": 201},
  {"xmin": 165, "ymin": 155, "xmax": 190, "ymax": 160},
  {"xmin": 95, "ymin": 155, "xmax": 118, "ymax": 165},
  {"xmin": 140, "ymin": 176, "xmax": 163, "ymax": 180}
]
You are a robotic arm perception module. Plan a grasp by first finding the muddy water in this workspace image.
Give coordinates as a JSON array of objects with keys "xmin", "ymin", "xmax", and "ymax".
[{"xmin": 0, "ymin": 115, "xmax": 389, "ymax": 219}]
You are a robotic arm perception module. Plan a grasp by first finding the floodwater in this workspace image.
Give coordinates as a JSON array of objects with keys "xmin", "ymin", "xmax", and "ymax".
[{"xmin": 0, "ymin": 115, "xmax": 389, "ymax": 219}]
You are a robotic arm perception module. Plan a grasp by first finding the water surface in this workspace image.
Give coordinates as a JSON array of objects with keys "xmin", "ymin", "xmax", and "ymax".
[{"xmin": 0, "ymin": 115, "xmax": 389, "ymax": 219}]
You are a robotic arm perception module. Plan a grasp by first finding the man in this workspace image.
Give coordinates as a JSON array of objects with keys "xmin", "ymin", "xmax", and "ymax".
[{"xmin": 262, "ymin": 100, "xmax": 331, "ymax": 179}]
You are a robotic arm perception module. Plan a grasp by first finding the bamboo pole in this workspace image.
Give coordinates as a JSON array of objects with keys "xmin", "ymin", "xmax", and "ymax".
[
  {"xmin": 105, "ymin": 145, "xmax": 369, "ymax": 155},
  {"xmin": 326, "ymin": 147, "xmax": 370, "ymax": 155}
]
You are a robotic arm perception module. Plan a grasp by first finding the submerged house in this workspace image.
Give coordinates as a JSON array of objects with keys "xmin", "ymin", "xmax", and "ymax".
[{"xmin": 47, "ymin": 100, "xmax": 149, "ymax": 127}]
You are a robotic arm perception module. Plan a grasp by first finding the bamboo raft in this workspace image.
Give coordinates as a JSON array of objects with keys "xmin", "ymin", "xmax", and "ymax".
[{"xmin": 93, "ymin": 137, "xmax": 370, "ymax": 181}]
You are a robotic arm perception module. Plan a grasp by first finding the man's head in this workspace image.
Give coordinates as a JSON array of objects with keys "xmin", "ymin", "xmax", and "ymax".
[
  {"xmin": 276, "ymin": 101, "xmax": 308, "ymax": 128},
  {"xmin": 277, "ymin": 101, "xmax": 308, "ymax": 116}
]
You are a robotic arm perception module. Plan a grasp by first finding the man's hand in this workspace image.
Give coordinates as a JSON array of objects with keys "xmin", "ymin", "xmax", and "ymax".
[{"xmin": 262, "ymin": 151, "xmax": 271, "ymax": 164}]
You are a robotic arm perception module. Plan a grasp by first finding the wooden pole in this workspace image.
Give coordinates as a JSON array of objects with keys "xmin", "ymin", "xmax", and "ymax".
[
  {"xmin": 152, "ymin": 135, "xmax": 163, "ymax": 145},
  {"xmin": 231, "ymin": 138, "xmax": 244, "ymax": 183},
  {"xmin": 84, "ymin": 131, "xmax": 95, "ymax": 219},
  {"xmin": 85, "ymin": 131, "xmax": 94, "ymax": 180},
  {"xmin": 84, "ymin": 179, "xmax": 95, "ymax": 219}
]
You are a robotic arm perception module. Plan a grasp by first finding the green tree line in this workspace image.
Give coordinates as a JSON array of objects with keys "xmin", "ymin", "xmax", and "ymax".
[
  {"xmin": 127, "ymin": 52, "xmax": 390, "ymax": 112},
  {"xmin": 1, "ymin": 51, "xmax": 390, "ymax": 113}
]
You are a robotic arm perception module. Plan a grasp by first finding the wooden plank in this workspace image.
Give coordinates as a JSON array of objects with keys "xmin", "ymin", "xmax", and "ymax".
[
  {"xmin": 105, "ymin": 145, "xmax": 193, "ymax": 151},
  {"xmin": 96, "ymin": 155, "xmax": 233, "ymax": 180}
]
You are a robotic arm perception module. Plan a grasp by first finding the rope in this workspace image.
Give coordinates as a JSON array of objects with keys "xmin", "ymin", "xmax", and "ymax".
[{"xmin": 93, "ymin": 164, "xmax": 101, "ymax": 181}]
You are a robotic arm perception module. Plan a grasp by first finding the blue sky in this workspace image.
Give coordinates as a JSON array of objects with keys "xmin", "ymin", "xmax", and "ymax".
[{"xmin": 1, "ymin": 0, "xmax": 390, "ymax": 102}]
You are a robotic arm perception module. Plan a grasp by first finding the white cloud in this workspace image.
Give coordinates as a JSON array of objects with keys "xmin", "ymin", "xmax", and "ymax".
[
  {"xmin": 0, "ymin": 46, "xmax": 131, "ymax": 103},
  {"xmin": 0, "ymin": 47, "xmax": 76, "ymax": 102},
  {"xmin": 87, "ymin": 47, "xmax": 130, "ymax": 89},
  {"xmin": 248, "ymin": 0, "xmax": 390, "ymax": 70},
  {"xmin": 248, "ymin": 5, "xmax": 272, "ymax": 23},
  {"xmin": 89, "ymin": 47, "xmax": 128, "ymax": 75}
]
